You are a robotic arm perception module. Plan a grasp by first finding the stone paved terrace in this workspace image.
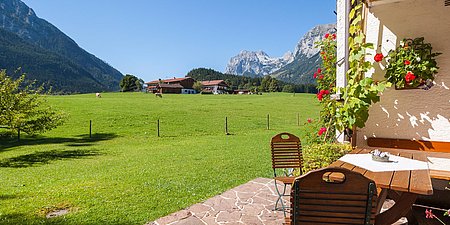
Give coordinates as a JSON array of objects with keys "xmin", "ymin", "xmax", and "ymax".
[
  {"xmin": 147, "ymin": 178, "xmax": 407, "ymax": 225},
  {"xmin": 148, "ymin": 178, "xmax": 286, "ymax": 225}
]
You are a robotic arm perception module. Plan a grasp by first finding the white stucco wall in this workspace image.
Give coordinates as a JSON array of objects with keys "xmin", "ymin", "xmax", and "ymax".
[{"xmin": 356, "ymin": 0, "xmax": 450, "ymax": 146}]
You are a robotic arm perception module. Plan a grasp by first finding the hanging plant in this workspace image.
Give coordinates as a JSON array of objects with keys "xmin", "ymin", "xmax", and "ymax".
[{"xmin": 384, "ymin": 37, "xmax": 441, "ymax": 90}]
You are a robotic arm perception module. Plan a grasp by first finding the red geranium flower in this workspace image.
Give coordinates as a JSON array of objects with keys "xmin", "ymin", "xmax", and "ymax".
[
  {"xmin": 317, "ymin": 68, "xmax": 322, "ymax": 73},
  {"xmin": 405, "ymin": 71, "xmax": 416, "ymax": 83},
  {"xmin": 404, "ymin": 60, "xmax": 411, "ymax": 65},
  {"xmin": 320, "ymin": 51, "xmax": 325, "ymax": 55},
  {"xmin": 332, "ymin": 33, "xmax": 336, "ymax": 39},
  {"xmin": 317, "ymin": 93, "xmax": 323, "ymax": 101},
  {"xmin": 318, "ymin": 75, "xmax": 324, "ymax": 80},
  {"xmin": 313, "ymin": 73, "xmax": 317, "ymax": 79},
  {"xmin": 318, "ymin": 127, "xmax": 327, "ymax": 136},
  {"xmin": 307, "ymin": 118, "xmax": 312, "ymax": 123},
  {"xmin": 374, "ymin": 53, "xmax": 383, "ymax": 62},
  {"xmin": 324, "ymin": 33, "xmax": 329, "ymax": 39}
]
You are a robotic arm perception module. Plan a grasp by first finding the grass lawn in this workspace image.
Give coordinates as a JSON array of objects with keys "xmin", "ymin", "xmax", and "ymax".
[{"xmin": 0, "ymin": 92, "xmax": 319, "ymax": 224}]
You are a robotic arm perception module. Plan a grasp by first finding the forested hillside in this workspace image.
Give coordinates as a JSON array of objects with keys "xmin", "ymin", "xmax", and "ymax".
[{"xmin": 187, "ymin": 68, "xmax": 316, "ymax": 93}]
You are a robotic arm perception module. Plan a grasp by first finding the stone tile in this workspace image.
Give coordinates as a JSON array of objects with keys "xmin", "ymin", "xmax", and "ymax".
[
  {"xmin": 240, "ymin": 214, "xmax": 264, "ymax": 225},
  {"xmin": 216, "ymin": 211, "xmax": 242, "ymax": 223},
  {"xmin": 233, "ymin": 183, "xmax": 264, "ymax": 193},
  {"xmin": 187, "ymin": 204, "xmax": 210, "ymax": 215},
  {"xmin": 236, "ymin": 191, "xmax": 255, "ymax": 202},
  {"xmin": 199, "ymin": 215, "xmax": 218, "ymax": 225},
  {"xmin": 154, "ymin": 210, "xmax": 191, "ymax": 224},
  {"xmin": 220, "ymin": 190, "xmax": 237, "ymax": 199},
  {"xmin": 251, "ymin": 177, "xmax": 272, "ymax": 185},
  {"xmin": 241, "ymin": 204, "xmax": 266, "ymax": 215},
  {"xmin": 172, "ymin": 216, "xmax": 205, "ymax": 225}
]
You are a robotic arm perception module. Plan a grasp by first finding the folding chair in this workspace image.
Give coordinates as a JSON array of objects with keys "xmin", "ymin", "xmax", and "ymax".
[
  {"xmin": 270, "ymin": 132, "xmax": 302, "ymax": 216},
  {"xmin": 290, "ymin": 167, "xmax": 378, "ymax": 225}
]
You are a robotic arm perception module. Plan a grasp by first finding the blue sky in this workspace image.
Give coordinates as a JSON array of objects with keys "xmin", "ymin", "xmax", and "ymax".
[{"xmin": 22, "ymin": 0, "xmax": 336, "ymax": 82}]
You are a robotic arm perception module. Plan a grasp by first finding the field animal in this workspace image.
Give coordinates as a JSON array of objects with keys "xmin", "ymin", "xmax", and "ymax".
[
  {"xmin": 155, "ymin": 92, "xmax": 162, "ymax": 98},
  {"xmin": 96, "ymin": 93, "xmax": 102, "ymax": 98}
]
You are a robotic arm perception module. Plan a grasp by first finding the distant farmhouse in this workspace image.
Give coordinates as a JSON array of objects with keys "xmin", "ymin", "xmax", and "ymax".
[
  {"xmin": 146, "ymin": 77, "xmax": 196, "ymax": 94},
  {"xmin": 201, "ymin": 80, "xmax": 229, "ymax": 94},
  {"xmin": 146, "ymin": 77, "xmax": 232, "ymax": 94}
]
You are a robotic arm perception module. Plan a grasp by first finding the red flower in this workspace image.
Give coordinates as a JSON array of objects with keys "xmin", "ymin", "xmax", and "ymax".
[
  {"xmin": 324, "ymin": 33, "xmax": 329, "ymax": 39},
  {"xmin": 317, "ymin": 93, "xmax": 323, "ymax": 101},
  {"xmin": 332, "ymin": 33, "xmax": 336, "ymax": 39},
  {"xmin": 404, "ymin": 60, "xmax": 411, "ymax": 65},
  {"xmin": 317, "ymin": 68, "xmax": 322, "ymax": 73},
  {"xmin": 374, "ymin": 53, "xmax": 383, "ymax": 62},
  {"xmin": 323, "ymin": 90, "xmax": 330, "ymax": 95},
  {"xmin": 405, "ymin": 71, "xmax": 416, "ymax": 83},
  {"xmin": 313, "ymin": 73, "xmax": 317, "ymax": 79},
  {"xmin": 307, "ymin": 118, "xmax": 312, "ymax": 123},
  {"xmin": 323, "ymin": 55, "xmax": 327, "ymax": 61},
  {"xmin": 318, "ymin": 75, "xmax": 324, "ymax": 80},
  {"xmin": 320, "ymin": 51, "xmax": 325, "ymax": 55},
  {"xmin": 425, "ymin": 209, "xmax": 435, "ymax": 219},
  {"xmin": 318, "ymin": 127, "xmax": 327, "ymax": 136}
]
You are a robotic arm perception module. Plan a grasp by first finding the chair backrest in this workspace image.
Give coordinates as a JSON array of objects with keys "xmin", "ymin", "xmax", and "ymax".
[
  {"xmin": 271, "ymin": 133, "xmax": 302, "ymax": 170},
  {"xmin": 290, "ymin": 167, "xmax": 377, "ymax": 225}
]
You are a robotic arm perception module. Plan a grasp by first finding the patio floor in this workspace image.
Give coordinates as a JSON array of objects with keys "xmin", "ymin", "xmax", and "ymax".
[
  {"xmin": 147, "ymin": 178, "xmax": 408, "ymax": 225},
  {"xmin": 148, "ymin": 178, "xmax": 286, "ymax": 225}
]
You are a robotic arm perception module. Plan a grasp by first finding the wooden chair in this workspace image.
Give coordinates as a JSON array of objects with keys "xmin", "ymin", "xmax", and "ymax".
[
  {"xmin": 271, "ymin": 132, "xmax": 302, "ymax": 216},
  {"xmin": 290, "ymin": 167, "xmax": 378, "ymax": 225}
]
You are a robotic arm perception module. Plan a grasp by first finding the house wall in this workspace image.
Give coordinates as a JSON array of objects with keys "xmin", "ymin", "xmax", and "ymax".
[{"xmin": 355, "ymin": 0, "xmax": 450, "ymax": 146}]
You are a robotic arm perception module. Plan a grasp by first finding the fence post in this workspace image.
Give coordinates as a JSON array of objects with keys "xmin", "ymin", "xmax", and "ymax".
[
  {"xmin": 17, "ymin": 127, "xmax": 20, "ymax": 142},
  {"xmin": 157, "ymin": 119, "xmax": 160, "ymax": 137},
  {"xmin": 267, "ymin": 114, "xmax": 270, "ymax": 130},
  {"xmin": 89, "ymin": 120, "xmax": 92, "ymax": 139},
  {"xmin": 225, "ymin": 117, "xmax": 229, "ymax": 135}
]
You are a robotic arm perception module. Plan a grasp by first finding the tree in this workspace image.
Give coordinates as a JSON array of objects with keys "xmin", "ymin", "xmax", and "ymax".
[
  {"xmin": 192, "ymin": 81, "xmax": 203, "ymax": 93},
  {"xmin": 0, "ymin": 70, "xmax": 66, "ymax": 136},
  {"xmin": 268, "ymin": 79, "xmax": 279, "ymax": 92},
  {"xmin": 282, "ymin": 84, "xmax": 295, "ymax": 93},
  {"xmin": 119, "ymin": 74, "xmax": 142, "ymax": 92}
]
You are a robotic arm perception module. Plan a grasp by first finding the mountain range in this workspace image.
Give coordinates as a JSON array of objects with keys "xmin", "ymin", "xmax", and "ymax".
[
  {"xmin": 0, "ymin": 0, "xmax": 123, "ymax": 93},
  {"xmin": 225, "ymin": 23, "xmax": 335, "ymax": 84}
]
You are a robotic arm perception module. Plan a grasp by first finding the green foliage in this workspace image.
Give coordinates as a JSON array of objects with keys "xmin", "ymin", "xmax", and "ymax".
[
  {"xmin": 192, "ymin": 81, "xmax": 203, "ymax": 92},
  {"xmin": 119, "ymin": 74, "xmax": 142, "ymax": 92},
  {"xmin": 302, "ymin": 143, "xmax": 353, "ymax": 173},
  {"xmin": 334, "ymin": 1, "xmax": 390, "ymax": 131},
  {"xmin": 385, "ymin": 37, "xmax": 441, "ymax": 88},
  {"xmin": 282, "ymin": 84, "xmax": 295, "ymax": 93},
  {"xmin": 0, "ymin": 70, "xmax": 66, "ymax": 135}
]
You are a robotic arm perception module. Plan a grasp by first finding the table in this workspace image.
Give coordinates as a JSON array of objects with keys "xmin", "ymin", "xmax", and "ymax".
[{"xmin": 329, "ymin": 148, "xmax": 450, "ymax": 225}]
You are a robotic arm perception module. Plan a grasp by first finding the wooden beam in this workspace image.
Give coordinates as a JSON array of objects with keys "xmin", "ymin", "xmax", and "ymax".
[{"xmin": 367, "ymin": 137, "xmax": 450, "ymax": 153}]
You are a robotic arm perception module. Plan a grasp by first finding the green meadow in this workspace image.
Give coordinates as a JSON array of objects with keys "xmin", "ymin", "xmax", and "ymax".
[{"xmin": 0, "ymin": 92, "xmax": 319, "ymax": 224}]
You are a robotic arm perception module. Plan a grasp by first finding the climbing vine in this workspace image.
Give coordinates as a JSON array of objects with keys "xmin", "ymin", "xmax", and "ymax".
[{"xmin": 310, "ymin": 0, "xmax": 390, "ymax": 144}]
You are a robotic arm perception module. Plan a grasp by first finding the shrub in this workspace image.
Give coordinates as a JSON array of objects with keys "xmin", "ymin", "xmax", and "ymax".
[{"xmin": 302, "ymin": 143, "xmax": 353, "ymax": 173}]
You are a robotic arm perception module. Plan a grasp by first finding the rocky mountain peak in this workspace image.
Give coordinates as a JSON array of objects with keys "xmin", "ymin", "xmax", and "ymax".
[
  {"xmin": 225, "ymin": 23, "xmax": 335, "ymax": 78},
  {"xmin": 293, "ymin": 23, "xmax": 335, "ymax": 58}
]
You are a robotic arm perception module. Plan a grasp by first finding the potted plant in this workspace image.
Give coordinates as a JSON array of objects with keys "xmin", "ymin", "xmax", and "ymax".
[{"xmin": 384, "ymin": 37, "xmax": 441, "ymax": 90}]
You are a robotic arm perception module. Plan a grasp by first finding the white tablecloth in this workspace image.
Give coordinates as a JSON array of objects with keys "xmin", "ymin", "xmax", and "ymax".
[
  {"xmin": 338, "ymin": 153, "xmax": 429, "ymax": 172},
  {"xmin": 427, "ymin": 157, "xmax": 450, "ymax": 172}
]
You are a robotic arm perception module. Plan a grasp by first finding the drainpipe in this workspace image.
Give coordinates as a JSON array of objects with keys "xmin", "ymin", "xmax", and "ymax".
[{"xmin": 344, "ymin": 0, "xmax": 350, "ymax": 84}]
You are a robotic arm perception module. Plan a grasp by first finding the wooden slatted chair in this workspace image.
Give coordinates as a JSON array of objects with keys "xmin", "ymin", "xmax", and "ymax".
[
  {"xmin": 290, "ymin": 167, "xmax": 378, "ymax": 225},
  {"xmin": 271, "ymin": 132, "xmax": 303, "ymax": 216}
]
